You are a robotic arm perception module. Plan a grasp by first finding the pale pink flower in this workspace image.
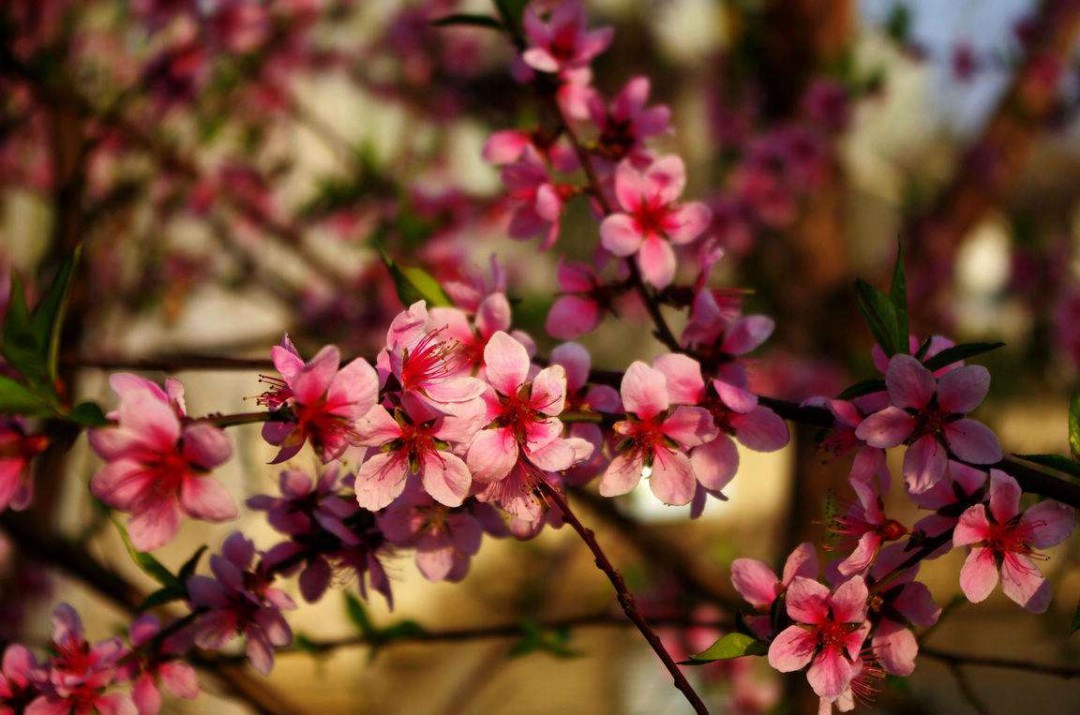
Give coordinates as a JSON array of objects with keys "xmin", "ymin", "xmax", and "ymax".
[
  {"xmin": 767, "ymin": 577, "xmax": 870, "ymax": 700},
  {"xmin": 90, "ymin": 374, "xmax": 236, "ymax": 552},
  {"xmin": 855, "ymin": 355, "xmax": 1002, "ymax": 494},
  {"xmin": 259, "ymin": 335, "xmax": 379, "ymax": 463},
  {"xmin": 187, "ymin": 533, "xmax": 296, "ymax": 676},
  {"xmin": 828, "ymin": 475, "xmax": 906, "ymax": 577},
  {"xmin": 125, "ymin": 615, "xmax": 199, "ymax": 715},
  {"xmin": 600, "ymin": 156, "xmax": 711, "ymax": 288},
  {"xmin": 379, "ymin": 486, "xmax": 486, "ymax": 582},
  {"xmin": 521, "ymin": 0, "xmax": 614, "ymax": 74},
  {"xmin": 730, "ymin": 542, "xmax": 818, "ymax": 639},
  {"xmin": 598, "ymin": 361, "xmax": 717, "ymax": 505},
  {"xmin": 953, "ymin": 470, "xmax": 1076, "ymax": 613},
  {"xmin": 0, "ymin": 418, "xmax": 46, "ymax": 512}
]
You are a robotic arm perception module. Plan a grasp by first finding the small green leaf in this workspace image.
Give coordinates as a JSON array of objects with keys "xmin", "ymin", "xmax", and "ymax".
[
  {"xmin": 685, "ymin": 633, "xmax": 767, "ymax": 663},
  {"xmin": 836, "ymin": 378, "xmax": 886, "ymax": 400},
  {"xmin": 1013, "ymin": 454, "xmax": 1080, "ymax": 481},
  {"xmin": 33, "ymin": 246, "xmax": 81, "ymax": 382},
  {"xmin": 921, "ymin": 342, "xmax": 1005, "ymax": 373},
  {"xmin": 1, "ymin": 273, "xmax": 47, "ymax": 383},
  {"xmin": 344, "ymin": 592, "xmax": 375, "ymax": 636},
  {"xmin": 138, "ymin": 586, "xmax": 185, "ymax": 612},
  {"xmin": 432, "ymin": 13, "xmax": 505, "ymax": 30},
  {"xmin": 1069, "ymin": 392, "xmax": 1080, "ymax": 460},
  {"xmin": 889, "ymin": 242, "xmax": 908, "ymax": 353},
  {"xmin": 67, "ymin": 401, "xmax": 108, "ymax": 426},
  {"xmin": 177, "ymin": 545, "xmax": 208, "ymax": 583},
  {"xmin": 112, "ymin": 518, "xmax": 179, "ymax": 588},
  {"xmin": 379, "ymin": 248, "xmax": 452, "ymax": 308},
  {"xmin": 380, "ymin": 620, "xmax": 429, "ymax": 642},
  {"xmin": 0, "ymin": 375, "xmax": 50, "ymax": 415},
  {"xmin": 855, "ymin": 279, "xmax": 899, "ymax": 357},
  {"xmin": 293, "ymin": 634, "xmax": 329, "ymax": 655}
]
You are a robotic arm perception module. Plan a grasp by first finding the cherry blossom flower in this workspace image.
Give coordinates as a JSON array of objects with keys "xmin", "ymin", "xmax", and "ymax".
[
  {"xmin": 0, "ymin": 418, "xmax": 46, "ymax": 512},
  {"xmin": 546, "ymin": 260, "xmax": 605, "ymax": 339},
  {"xmin": 379, "ymin": 485, "xmax": 486, "ymax": 582},
  {"xmin": 953, "ymin": 470, "xmax": 1076, "ymax": 613},
  {"xmin": 598, "ymin": 361, "xmax": 716, "ymax": 505},
  {"xmin": 855, "ymin": 354, "xmax": 1002, "ymax": 494},
  {"xmin": 767, "ymin": 576, "xmax": 871, "ymax": 700},
  {"xmin": 521, "ymin": 0, "xmax": 613, "ymax": 75},
  {"xmin": 429, "ymin": 292, "xmax": 512, "ymax": 371},
  {"xmin": 730, "ymin": 542, "xmax": 818, "ymax": 639},
  {"xmin": 866, "ymin": 544, "xmax": 942, "ymax": 677},
  {"xmin": 600, "ymin": 156, "xmax": 711, "ymax": 288},
  {"xmin": 187, "ymin": 533, "xmax": 296, "ymax": 675},
  {"xmin": 829, "ymin": 475, "xmax": 906, "ymax": 576},
  {"xmin": 910, "ymin": 461, "xmax": 988, "ymax": 540},
  {"xmin": 0, "ymin": 644, "xmax": 38, "ymax": 713},
  {"xmin": 589, "ymin": 77, "xmax": 672, "ymax": 161},
  {"xmin": 550, "ymin": 341, "xmax": 620, "ymax": 486},
  {"xmin": 125, "ymin": 615, "xmax": 199, "ymax": 715},
  {"xmin": 259, "ymin": 335, "xmax": 379, "ymax": 464},
  {"xmin": 500, "ymin": 146, "xmax": 570, "ymax": 249},
  {"xmin": 89, "ymin": 374, "xmax": 236, "ymax": 552}
]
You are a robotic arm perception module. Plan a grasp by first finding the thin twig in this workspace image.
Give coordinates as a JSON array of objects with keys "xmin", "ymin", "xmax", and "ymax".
[
  {"xmin": 946, "ymin": 662, "xmax": 994, "ymax": 715},
  {"xmin": 922, "ymin": 646, "xmax": 1080, "ymax": 680}
]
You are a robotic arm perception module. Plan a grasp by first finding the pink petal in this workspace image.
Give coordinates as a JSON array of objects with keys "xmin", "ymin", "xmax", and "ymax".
[
  {"xmin": 893, "ymin": 581, "xmax": 941, "ymax": 627},
  {"xmin": 767, "ymin": 625, "xmax": 818, "ymax": 672},
  {"xmin": 854, "ymin": 407, "xmax": 914, "ymax": 448},
  {"xmin": 550, "ymin": 342, "xmax": 591, "ymax": 393},
  {"xmin": 476, "ymin": 293, "xmax": 512, "ymax": 337},
  {"xmin": 721, "ymin": 315, "xmax": 775, "ymax": 355},
  {"xmin": 651, "ymin": 353, "xmax": 704, "ymax": 404},
  {"xmin": 943, "ymin": 419, "xmax": 1001, "ymax": 464},
  {"xmin": 613, "ymin": 161, "xmax": 645, "ymax": 211},
  {"xmin": 643, "ymin": 155, "xmax": 686, "ymax": 205},
  {"xmin": 416, "ymin": 546, "xmax": 456, "ymax": 582},
  {"xmin": 466, "ymin": 427, "xmax": 520, "ymax": 482},
  {"xmin": 598, "ymin": 452, "xmax": 644, "ymax": 497},
  {"xmin": 158, "ymin": 661, "xmax": 199, "ymax": 699},
  {"xmin": 179, "ymin": 477, "xmax": 237, "ymax": 522},
  {"xmin": 785, "ymin": 577, "xmax": 831, "ymax": 624},
  {"xmin": 648, "ymin": 447, "xmax": 696, "ymax": 505},
  {"xmin": 959, "ymin": 546, "xmax": 999, "ymax": 603},
  {"xmin": 326, "ymin": 357, "xmax": 378, "ymax": 416},
  {"xmin": 1000, "ymin": 553, "xmax": 1051, "ymax": 613},
  {"xmin": 356, "ymin": 406, "xmax": 401, "ymax": 446},
  {"xmin": 132, "ymin": 673, "xmax": 161, "ymax": 715},
  {"xmin": 621, "ymin": 361, "xmax": 669, "ymax": 419},
  {"xmin": 530, "ymin": 365, "xmax": 567, "ymax": 415},
  {"xmin": 952, "ymin": 504, "xmax": 991, "ymax": 547},
  {"xmin": 127, "ymin": 497, "xmax": 182, "ymax": 552},
  {"xmin": 731, "ymin": 558, "xmax": 779, "ymax": 609},
  {"xmin": 885, "ymin": 355, "xmax": 935, "ymax": 410},
  {"xmin": 90, "ymin": 460, "xmax": 151, "ymax": 510},
  {"xmin": 420, "ymin": 451, "xmax": 471, "ymax": 507},
  {"xmin": 830, "ymin": 577, "xmax": 868, "ymax": 623},
  {"xmin": 732, "ymin": 407, "xmax": 789, "ymax": 452},
  {"xmin": 483, "ymin": 331, "xmax": 530, "ymax": 396},
  {"xmin": 636, "ymin": 235, "xmax": 677, "ymax": 289},
  {"xmin": 599, "ymin": 213, "xmax": 643, "ymax": 256},
  {"xmin": 902, "ymin": 435, "xmax": 947, "ymax": 494},
  {"xmin": 690, "ymin": 436, "xmax": 738, "ymax": 492},
  {"xmin": 936, "ymin": 365, "xmax": 990, "ymax": 414},
  {"xmin": 1023, "ymin": 500, "xmax": 1076, "ymax": 549},
  {"xmin": 781, "ymin": 543, "xmax": 820, "ymax": 585},
  {"xmin": 662, "ymin": 406, "xmax": 717, "ymax": 448},
  {"xmin": 807, "ymin": 647, "xmax": 855, "ymax": 699},
  {"xmin": 354, "ymin": 452, "xmax": 409, "ymax": 511},
  {"xmin": 292, "ymin": 345, "xmax": 340, "ymax": 405},
  {"xmin": 988, "ymin": 470, "xmax": 1021, "ymax": 523},
  {"xmin": 299, "ymin": 558, "xmax": 332, "ymax": 602},
  {"xmin": 715, "ymin": 379, "xmax": 757, "ymax": 414},
  {"xmin": 180, "ymin": 423, "xmax": 232, "ymax": 469},
  {"xmin": 546, "ymin": 295, "xmax": 600, "ymax": 340},
  {"xmin": 666, "ymin": 202, "xmax": 711, "ymax": 244}
]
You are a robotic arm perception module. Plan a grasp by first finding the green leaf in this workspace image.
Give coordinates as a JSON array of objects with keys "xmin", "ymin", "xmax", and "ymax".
[
  {"xmin": 0, "ymin": 375, "xmax": 50, "ymax": 415},
  {"xmin": 32, "ymin": 246, "xmax": 81, "ymax": 382},
  {"xmin": 344, "ymin": 592, "xmax": 375, "ymax": 636},
  {"xmin": 1013, "ymin": 453, "xmax": 1080, "ymax": 481},
  {"xmin": 1069, "ymin": 392, "xmax": 1080, "ymax": 461},
  {"xmin": 685, "ymin": 633, "xmax": 767, "ymax": 663},
  {"xmin": 885, "ymin": 3, "xmax": 912, "ymax": 44},
  {"xmin": 432, "ymin": 13, "xmax": 505, "ymax": 30},
  {"xmin": 889, "ymin": 242, "xmax": 908, "ymax": 353},
  {"xmin": 1, "ymin": 273, "xmax": 47, "ymax": 383},
  {"xmin": 379, "ymin": 248, "xmax": 452, "ymax": 308},
  {"xmin": 855, "ymin": 279, "xmax": 899, "ymax": 357},
  {"xmin": 379, "ymin": 620, "xmax": 429, "ymax": 642},
  {"xmin": 293, "ymin": 634, "xmax": 329, "ymax": 655},
  {"xmin": 921, "ymin": 342, "xmax": 1005, "ymax": 373},
  {"xmin": 138, "ymin": 586, "xmax": 185, "ymax": 612},
  {"xmin": 836, "ymin": 378, "xmax": 886, "ymax": 400},
  {"xmin": 67, "ymin": 401, "xmax": 108, "ymax": 426},
  {"xmin": 177, "ymin": 545, "xmax": 208, "ymax": 583},
  {"xmin": 112, "ymin": 518, "xmax": 180, "ymax": 588}
]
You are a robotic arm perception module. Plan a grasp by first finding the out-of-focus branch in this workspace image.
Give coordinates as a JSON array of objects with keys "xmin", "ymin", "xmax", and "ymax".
[{"xmin": 906, "ymin": 0, "xmax": 1080, "ymax": 323}]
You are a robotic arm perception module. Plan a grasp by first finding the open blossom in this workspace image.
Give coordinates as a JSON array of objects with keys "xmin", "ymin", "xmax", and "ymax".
[
  {"xmin": 911, "ymin": 461, "xmax": 988, "ymax": 540},
  {"xmin": 0, "ymin": 418, "xmax": 46, "ymax": 512},
  {"xmin": 589, "ymin": 76, "xmax": 672, "ymax": 161},
  {"xmin": 259, "ymin": 335, "xmax": 379, "ymax": 464},
  {"xmin": 600, "ymin": 156, "xmax": 711, "ymax": 289},
  {"xmin": 429, "ymin": 292, "xmax": 512, "ymax": 371},
  {"xmin": 90, "ymin": 374, "xmax": 236, "ymax": 552},
  {"xmin": 855, "ymin": 354, "xmax": 1002, "ymax": 494},
  {"xmin": 767, "ymin": 576, "xmax": 870, "ymax": 700},
  {"xmin": 28, "ymin": 604, "xmax": 134, "ymax": 715},
  {"xmin": 521, "ymin": 0, "xmax": 613, "ymax": 74},
  {"xmin": 355, "ymin": 394, "xmax": 477, "ymax": 511},
  {"xmin": 731, "ymin": 542, "xmax": 818, "ymax": 639},
  {"xmin": 828, "ymin": 475, "xmax": 906, "ymax": 577},
  {"xmin": 599, "ymin": 361, "xmax": 717, "ymax": 505},
  {"xmin": 953, "ymin": 470, "xmax": 1076, "ymax": 613},
  {"xmin": 379, "ymin": 485, "xmax": 486, "ymax": 582},
  {"xmin": 125, "ymin": 614, "xmax": 199, "ymax": 715},
  {"xmin": 867, "ymin": 544, "xmax": 942, "ymax": 677},
  {"xmin": 500, "ymin": 146, "xmax": 571, "ymax": 249},
  {"xmin": 187, "ymin": 532, "xmax": 296, "ymax": 676}
]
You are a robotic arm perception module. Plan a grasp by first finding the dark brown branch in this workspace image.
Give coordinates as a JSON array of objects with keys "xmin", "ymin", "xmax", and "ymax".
[{"xmin": 921, "ymin": 646, "xmax": 1080, "ymax": 680}]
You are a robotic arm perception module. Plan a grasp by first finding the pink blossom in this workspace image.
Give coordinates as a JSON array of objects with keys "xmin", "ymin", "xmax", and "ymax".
[
  {"xmin": 89, "ymin": 374, "xmax": 236, "ymax": 552},
  {"xmin": 125, "ymin": 615, "xmax": 199, "ymax": 715},
  {"xmin": 589, "ymin": 77, "xmax": 672, "ymax": 161},
  {"xmin": 187, "ymin": 533, "xmax": 296, "ymax": 675},
  {"xmin": 730, "ymin": 542, "xmax": 818, "ymax": 639},
  {"xmin": 599, "ymin": 361, "xmax": 717, "ymax": 505},
  {"xmin": 0, "ymin": 418, "xmax": 46, "ymax": 512},
  {"xmin": 429, "ymin": 292, "xmax": 512, "ymax": 371},
  {"xmin": 600, "ymin": 156, "xmax": 711, "ymax": 289},
  {"xmin": 466, "ymin": 333, "xmax": 590, "ymax": 492},
  {"xmin": 828, "ymin": 475, "xmax": 906, "ymax": 576},
  {"xmin": 501, "ymin": 146, "xmax": 570, "ymax": 249},
  {"xmin": 546, "ymin": 260, "xmax": 605, "ymax": 339},
  {"xmin": 855, "ymin": 354, "xmax": 1002, "ymax": 494},
  {"xmin": 767, "ymin": 577, "xmax": 870, "ymax": 700},
  {"xmin": 866, "ymin": 545, "xmax": 942, "ymax": 677},
  {"xmin": 259, "ymin": 335, "xmax": 379, "ymax": 464},
  {"xmin": 550, "ymin": 342, "xmax": 620, "ymax": 486},
  {"xmin": 953, "ymin": 470, "xmax": 1076, "ymax": 613},
  {"xmin": 379, "ymin": 486, "xmax": 486, "ymax": 582},
  {"xmin": 0, "ymin": 644, "xmax": 38, "ymax": 713},
  {"xmin": 521, "ymin": 0, "xmax": 614, "ymax": 74},
  {"xmin": 911, "ymin": 461, "xmax": 988, "ymax": 540}
]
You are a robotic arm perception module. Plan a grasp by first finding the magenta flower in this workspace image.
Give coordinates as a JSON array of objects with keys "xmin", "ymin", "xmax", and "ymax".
[
  {"xmin": 500, "ymin": 146, "xmax": 569, "ymax": 249},
  {"xmin": 730, "ymin": 542, "xmax": 818, "ymax": 639},
  {"xmin": 589, "ymin": 77, "xmax": 672, "ymax": 161},
  {"xmin": 0, "ymin": 644, "xmax": 38, "ymax": 713},
  {"xmin": 467, "ymin": 331, "xmax": 582, "ymax": 482},
  {"xmin": 598, "ymin": 361, "xmax": 716, "ymax": 505},
  {"xmin": 521, "ymin": 0, "xmax": 614, "ymax": 74},
  {"xmin": 855, "ymin": 354, "xmax": 1002, "ymax": 494},
  {"xmin": 953, "ymin": 470, "xmax": 1076, "ymax": 613},
  {"xmin": 89, "ymin": 374, "xmax": 236, "ymax": 552},
  {"xmin": 429, "ymin": 292, "xmax": 512, "ymax": 371},
  {"xmin": 379, "ymin": 486, "xmax": 485, "ymax": 582},
  {"xmin": 829, "ymin": 475, "xmax": 906, "ymax": 577},
  {"xmin": 599, "ymin": 156, "xmax": 711, "ymax": 289},
  {"xmin": 0, "ymin": 418, "xmax": 46, "ymax": 512},
  {"xmin": 126, "ymin": 614, "xmax": 199, "ymax": 715},
  {"xmin": 187, "ymin": 533, "xmax": 296, "ymax": 676},
  {"xmin": 355, "ymin": 395, "xmax": 474, "ymax": 511},
  {"xmin": 259, "ymin": 335, "xmax": 379, "ymax": 464},
  {"xmin": 767, "ymin": 576, "xmax": 871, "ymax": 700}
]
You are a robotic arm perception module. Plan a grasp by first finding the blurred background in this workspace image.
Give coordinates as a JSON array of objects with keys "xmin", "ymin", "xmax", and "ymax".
[{"xmin": 1, "ymin": 0, "xmax": 1080, "ymax": 712}]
